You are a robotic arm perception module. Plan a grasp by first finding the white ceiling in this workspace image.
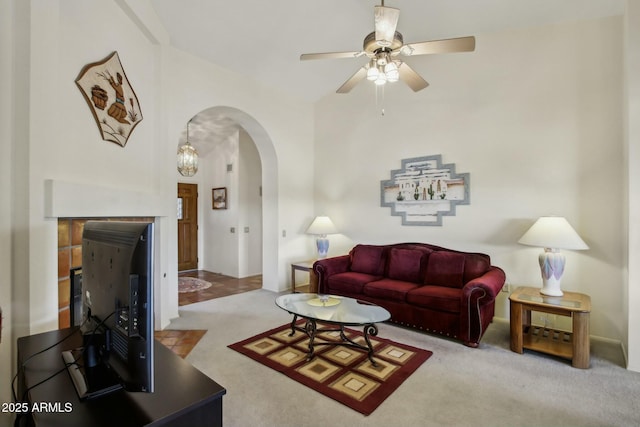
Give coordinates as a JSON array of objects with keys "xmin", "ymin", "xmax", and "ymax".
[
  {"xmin": 152, "ymin": 0, "xmax": 624, "ymax": 152},
  {"xmin": 151, "ymin": 0, "xmax": 624, "ymax": 103}
]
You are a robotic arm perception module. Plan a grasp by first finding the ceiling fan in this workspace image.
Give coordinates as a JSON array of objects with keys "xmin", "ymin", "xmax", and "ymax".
[{"xmin": 300, "ymin": 1, "xmax": 475, "ymax": 93}]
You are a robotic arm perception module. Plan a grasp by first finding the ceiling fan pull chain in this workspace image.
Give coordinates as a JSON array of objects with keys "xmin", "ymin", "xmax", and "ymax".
[{"xmin": 375, "ymin": 84, "xmax": 386, "ymax": 116}]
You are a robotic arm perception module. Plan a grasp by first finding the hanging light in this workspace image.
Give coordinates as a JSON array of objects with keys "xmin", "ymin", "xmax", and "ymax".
[
  {"xmin": 177, "ymin": 119, "xmax": 198, "ymax": 177},
  {"xmin": 366, "ymin": 59, "xmax": 379, "ymax": 81},
  {"xmin": 374, "ymin": 68, "xmax": 387, "ymax": 85},
  {"xmin": 385, "ymin": 60, "xmax": 399, "ymax": 82},
  {"xmin": 367, "ymin": 52, "xmax": 400, "ymax": 87}
]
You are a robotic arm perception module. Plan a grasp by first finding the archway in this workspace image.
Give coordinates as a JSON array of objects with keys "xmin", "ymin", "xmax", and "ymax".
[{"xmin": 181, "ymin": 106, "xmax": 279, "ymax": 292}]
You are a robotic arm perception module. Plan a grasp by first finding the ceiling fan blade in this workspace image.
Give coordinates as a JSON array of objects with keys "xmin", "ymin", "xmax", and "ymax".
[
  {"xmin": 300, "ymin": 51, "xmax": 363, "ymax": 61},
  {"xmin": 336, "ymin": 67, "xmax": 368, "ymax": 93},
  {"xmin": 398, "ymin": 63, "xmax": 429, "ymax": 92},
  {"xmin": 374, "ymin": 6, "xmax": 400, "ymax": 47},
  {"xmin": 402, "ymin": 36, "xmax": 476, "ymax": 56}
]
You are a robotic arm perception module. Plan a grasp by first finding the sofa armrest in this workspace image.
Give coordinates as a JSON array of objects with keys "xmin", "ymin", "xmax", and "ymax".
[
  {"xmin": 462, "ymin": 267, "xmax": 506, "ymax": 301},
  {"xmin": 460, "ymin": 266, "xmax": 506, "ymax": 346},
  {"xmin": 313, "ymin": 255, "xmax": 351, "ymax": 294}
]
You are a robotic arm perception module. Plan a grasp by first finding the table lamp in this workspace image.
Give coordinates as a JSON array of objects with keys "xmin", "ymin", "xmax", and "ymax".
[
  {"xmin": 306, "ymin": 216, "xmax": 338, "ymax": 259},
  {"xmin": 518, "ymin": 216, "xmax": 588, "ymax": 296}
]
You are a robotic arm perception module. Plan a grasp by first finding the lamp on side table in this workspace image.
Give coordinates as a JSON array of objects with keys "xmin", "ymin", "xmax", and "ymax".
[
  {"xmin": 306, "ymin": 216, "xmax": 338, "ymax": 259},
  {"xmin": 518, "ymin": 216, "xmax": 588, "ymax": 296}
]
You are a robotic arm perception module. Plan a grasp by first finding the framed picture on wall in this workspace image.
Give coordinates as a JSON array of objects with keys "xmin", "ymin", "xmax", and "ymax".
[{"xmin": 212, "ymin": 187, "xmax": 227, "ymax": 209}]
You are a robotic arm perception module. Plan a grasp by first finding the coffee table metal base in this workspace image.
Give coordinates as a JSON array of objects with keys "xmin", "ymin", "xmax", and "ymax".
[{"xmin": 288, "ymin": 315, "xmax": 380, "ymax": 366}]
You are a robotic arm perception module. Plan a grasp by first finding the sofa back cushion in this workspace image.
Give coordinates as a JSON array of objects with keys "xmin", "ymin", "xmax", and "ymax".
[
  {"xmin": 387, "ymin": 248, "xmax": 427, "ymax": 283},
  {"xmin": 463, "ymin": 253, "xmax": 491, "ymax": 283},
  {"xmin": 350, "ymin": 245, "xmax": 386, "ymax": 276},
  {"xmin": 424, "ymin": 251, "xmax": 466, "ymax": 288}
]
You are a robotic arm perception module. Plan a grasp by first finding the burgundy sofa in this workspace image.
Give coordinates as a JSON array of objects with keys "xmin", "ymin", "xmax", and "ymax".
[{"xmin": 313, "ymin": 243, "xmax": 506, "ymax": 347}]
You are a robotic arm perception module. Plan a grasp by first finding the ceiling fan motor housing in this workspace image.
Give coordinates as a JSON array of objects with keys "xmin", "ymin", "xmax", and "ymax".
[{"xmin": 364, "ymin": 31, "xmax": 404, "ymax": 54}]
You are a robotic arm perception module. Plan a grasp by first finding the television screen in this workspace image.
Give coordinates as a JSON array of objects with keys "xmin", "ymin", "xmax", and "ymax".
[{"xmin": 63, "ymin": 220, "xmax": 154, "ymax": 400}]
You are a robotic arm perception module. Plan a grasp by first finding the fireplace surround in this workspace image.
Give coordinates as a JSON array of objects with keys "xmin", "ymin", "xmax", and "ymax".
[{"xmin": 46, "ymin": 179, "xmax": 167, "ymax": 330}]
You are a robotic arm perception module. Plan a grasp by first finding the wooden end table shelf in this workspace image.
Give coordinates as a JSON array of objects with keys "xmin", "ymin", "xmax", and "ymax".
[{"xmin": 509, "ymin": 286, "xmax": 591, "ymax": 369}]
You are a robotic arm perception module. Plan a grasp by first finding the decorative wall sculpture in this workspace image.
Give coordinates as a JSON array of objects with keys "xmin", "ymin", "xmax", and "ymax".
[
  {"xmin": 75, "ymin": 51, "xmax": 143, "ymax": 147},
  {"xmin": 380, "ymin": 155, "xmax": 470, "ymax": 226}
]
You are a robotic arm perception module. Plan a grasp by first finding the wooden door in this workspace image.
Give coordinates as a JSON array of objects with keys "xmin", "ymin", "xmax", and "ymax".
[{"xmin": 178, "ymin": 183, "xmax": 198, "ymax": 271}]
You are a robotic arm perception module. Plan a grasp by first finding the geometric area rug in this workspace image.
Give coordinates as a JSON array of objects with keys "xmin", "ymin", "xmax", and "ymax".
[{"xmin": 228, "ymin": 322, "xmax": 433, "ymax": 415}]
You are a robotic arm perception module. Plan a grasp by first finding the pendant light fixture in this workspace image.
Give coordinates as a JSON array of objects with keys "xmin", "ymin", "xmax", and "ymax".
[{"xmin": 177, "ymin": 119, "xmax": 198, "ymax": 177}]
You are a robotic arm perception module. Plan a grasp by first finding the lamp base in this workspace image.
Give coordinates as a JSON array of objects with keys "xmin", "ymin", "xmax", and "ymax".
[
  {"xmin": 538, "ymin": 249, "xmax": 565, "ymax": 296},
  {"xmin": 540, "ymin": 277, "xmax": 564, "ymax": 297},
  {"xmin": 316, "ymin": 235, "xmax": 329, "ymax": 259}
]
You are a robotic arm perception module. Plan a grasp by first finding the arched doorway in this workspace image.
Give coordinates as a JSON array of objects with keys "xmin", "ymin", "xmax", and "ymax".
[{"xmin": 177, "ymin": 106, "xmax": 279, "ymax": 292}]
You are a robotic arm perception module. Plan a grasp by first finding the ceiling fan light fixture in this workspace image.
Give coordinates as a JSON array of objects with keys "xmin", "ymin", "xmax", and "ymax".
[
  {"xmin": 385, "ymin": 66, "xmax": 399, "ymax": 82},
  {"xmin": 299, "ymin": 1, "xmax": 475, "ymax": 95},
  {"xmin": 366, "ymin": 61, "xmax": 379, "ymax": 81}
]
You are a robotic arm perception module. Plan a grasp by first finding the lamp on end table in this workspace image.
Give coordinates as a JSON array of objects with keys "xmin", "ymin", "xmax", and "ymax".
[
  {"xmin": 518, "ymin": 216, "xmax": 588, "ymax": 296},
  {"xmin": 306, "ymin": 216, "xmax": 338, "ymax": 259}
]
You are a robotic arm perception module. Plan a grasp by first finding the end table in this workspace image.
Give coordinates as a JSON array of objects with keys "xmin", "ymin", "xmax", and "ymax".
[
  {"xmin": 509, "ymin": 286, "xmax": 591, "ymax": 369},
  {"xmin": 290, "ymin": 260, "xmax": 318, "ymax": 293}
]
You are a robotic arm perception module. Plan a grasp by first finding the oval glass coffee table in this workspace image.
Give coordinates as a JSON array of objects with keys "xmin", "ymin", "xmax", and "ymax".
[{"xmin": 275, "ymin": 293, "xmax": 391, "ymax": 366}]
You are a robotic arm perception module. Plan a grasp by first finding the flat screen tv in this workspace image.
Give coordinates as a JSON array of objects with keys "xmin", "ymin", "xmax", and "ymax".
[{"xmin": 62, "ymin": 220, "xmax": 154, "ymax": 400}]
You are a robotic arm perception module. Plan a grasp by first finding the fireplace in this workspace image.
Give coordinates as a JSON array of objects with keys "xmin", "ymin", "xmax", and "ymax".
[{"xmin": 57, "ymin": 217, "xmax": 153, "ymax": 329}]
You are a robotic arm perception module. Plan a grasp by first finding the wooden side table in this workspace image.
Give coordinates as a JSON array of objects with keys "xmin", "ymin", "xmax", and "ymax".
[
  {"xmin": 290, "ymin": 260, "xmax": 317, "ymax": 293},
  {"xmin": 509, "ymin": 286, "xmax": 591, "ymax": 369}
]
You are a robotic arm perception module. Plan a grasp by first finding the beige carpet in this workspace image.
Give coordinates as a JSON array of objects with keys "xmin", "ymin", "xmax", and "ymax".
[{"xmin": 165, "ymin": 289, "xmax": 640, "ymax": 427}]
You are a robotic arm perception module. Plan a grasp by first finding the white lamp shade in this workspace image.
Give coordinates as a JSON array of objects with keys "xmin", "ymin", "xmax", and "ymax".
[
  {"xmin": 306, "ymin": 216, "xmax": 338, "ymax": 236},
  {"xmin": 518, "ymin": 217, "xmax": 588, "ymax": 250}
]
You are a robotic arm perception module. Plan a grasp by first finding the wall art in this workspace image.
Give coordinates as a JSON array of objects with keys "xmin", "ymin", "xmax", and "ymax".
[
  {"xmin": 380, "ymin": 155, "xmax": 470, "ymax": 226},
  {"xmin": 75, "ymin": 51, "xmax": 143, "ymax": 147},
  {"xmin": 212, "ymin": 187, "xmax": 227, "ymax": 209}
]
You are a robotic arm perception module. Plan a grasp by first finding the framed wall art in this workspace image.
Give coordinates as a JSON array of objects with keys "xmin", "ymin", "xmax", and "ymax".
[
  {"xmin": 212, "ymin": 187, "xmax": 227, "ymax": 210},
  {"xmin": 75, "ymin": 51, "xmax": 143, "ymax": 147},
  {"xmin": 380, "ymin": 155, "xmax": 470, "ymax": 226}
]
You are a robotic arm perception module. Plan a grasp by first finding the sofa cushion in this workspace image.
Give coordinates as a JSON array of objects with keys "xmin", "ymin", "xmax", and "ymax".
[
  {"xmin": 463, "ymin": 253, "xmax": 491, "ymax": 283},
  {"xmin": 350, "ymin": 245, "xmax": 386, "ymax": 276},
  {"xmin": 387, "ymin": 248, "xmax": 425, "ymax": 283},
  {"xmin": 363, "ymin": 278, "xmax": 419, "ymax": 302},
  {"xmin": 327, "ymin": 271, "xmax": 381, "ymax": 295},
  {"xmin": 424, "ymin": 251, "xmax": 466, "ymax": 288},
  {"xmin": 406, "ymin": 286, "xmax": 462, "ymax": 313}
]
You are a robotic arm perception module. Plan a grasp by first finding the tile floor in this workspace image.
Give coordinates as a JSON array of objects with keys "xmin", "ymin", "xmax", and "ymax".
[
  {"xmin": 156, "ymin": 271, "xmax": 263, "ymax": 358},
  {"xmin": 154, "ymin": 329, "xmax": 208, "ymax": 358},
  {"xmin": 177, "ymin": 271, "xmax": 263, "ymax": 306}
]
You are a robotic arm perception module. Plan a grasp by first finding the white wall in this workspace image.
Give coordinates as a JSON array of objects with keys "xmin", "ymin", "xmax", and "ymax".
[
  {"xmin": 239, "ymin": 129, "xmax": 263, "ymax": 277},
  {"xmin": 625, "ymin": 0, "xmax": 640, "ymax": 371},
  {"xmin": 203, "ymin": 128, "xmax": 263, "ymax": 278},
  {"xmin": 0, "ymin": 0, "xmax": 15, "ymax": 421},
  {"xmin": 203, "ymin": 127, "xmax": 241, "ymax": 276},
  {"xmin": 315, "ymin": 17, "xmax": 624, "ymax": 342}
]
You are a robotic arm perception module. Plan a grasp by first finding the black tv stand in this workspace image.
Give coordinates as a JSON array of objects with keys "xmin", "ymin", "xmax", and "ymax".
[
  {"xmin": 17, "ymin": 328, "xmax": 226, "ymax": 427},
  {"xmin": 62, "ymin": 348, "xmax": 123, "ymax": 401}
]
